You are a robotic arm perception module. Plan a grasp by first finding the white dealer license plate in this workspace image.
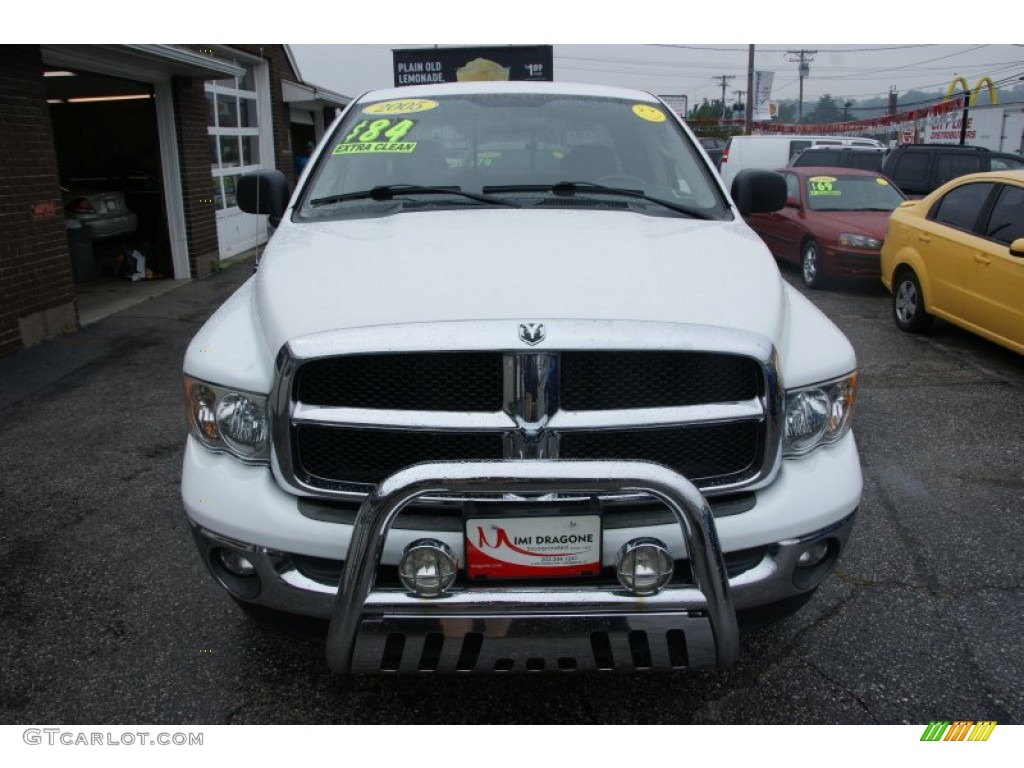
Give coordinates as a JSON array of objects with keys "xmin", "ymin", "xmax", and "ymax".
[{"xmin": 464, "ymin": 512, "xmax": 602, "ymax": 580}]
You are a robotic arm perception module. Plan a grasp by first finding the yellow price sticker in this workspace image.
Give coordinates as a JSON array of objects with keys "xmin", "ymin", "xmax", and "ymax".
[
  {"xmin": 632, "ymin": 104, "xmax": 666, "ymax": 123},
  {"xmin": 808, "ymin": 176, "xmax": 839, "ymax": 195},
  {"xmin": 363, "ymin": 99, "xmax": 439, "ymax": 115},
  {"xmin": 333, "ymin": 142, "xmax": 417, "ymax": 155}
]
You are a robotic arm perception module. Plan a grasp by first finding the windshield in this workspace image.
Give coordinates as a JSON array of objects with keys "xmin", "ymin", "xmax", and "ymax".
[
  {"xmin": 297, "ymin": 92, "xmax": 729, "ymax": 220},
  {"xmin": 805, "ymin": 174, "xmax": 905, "ymax": 212}
]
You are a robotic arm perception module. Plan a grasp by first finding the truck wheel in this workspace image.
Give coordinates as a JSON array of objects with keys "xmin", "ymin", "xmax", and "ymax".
[
  {"xmin": 801, "ymin": 240, "xmax": 826, "ymax": 289},
  {"xmin": 892, "ymin": 269, "xmax": 934, "ymax": 333}
]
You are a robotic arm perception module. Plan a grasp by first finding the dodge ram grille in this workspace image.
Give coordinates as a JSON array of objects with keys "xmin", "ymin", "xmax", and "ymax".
[
  {"xmin": 270, "ymin": 322, "xmax": 782, "ymax": 499},
  {"xmin": 295, "ymin": 350, "xmax": 760, "ymax": 411}
]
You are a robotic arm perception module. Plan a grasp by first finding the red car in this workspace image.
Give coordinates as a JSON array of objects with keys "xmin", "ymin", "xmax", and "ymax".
[{"xmin": 746, "ymin": 167, "xmax": 906, "ymax": 289}]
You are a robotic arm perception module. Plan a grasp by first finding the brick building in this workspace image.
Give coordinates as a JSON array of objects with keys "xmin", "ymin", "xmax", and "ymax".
[{"xmin": 0, "ymin": 44, "xmax": 348, "ymax": 358}]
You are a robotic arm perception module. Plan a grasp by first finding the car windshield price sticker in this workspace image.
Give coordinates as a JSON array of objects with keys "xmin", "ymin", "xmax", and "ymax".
[
  {"xmin": 333, "ymin": 118, "xmax": 418, "ymax": 155},
  {"xmin": 809, "ymin": 176, "xmax": 841, "ymax": 196},
  {"xmin": 363, "ymin": 99, "xmax": 438, "ymax": 115},
  {"xmin": 632, "ymin": 104, "xmax": 667, "ymax": 123},
  {"xmin": 465, "ymin": 513, "xmax": 602, "ymax": 580}
]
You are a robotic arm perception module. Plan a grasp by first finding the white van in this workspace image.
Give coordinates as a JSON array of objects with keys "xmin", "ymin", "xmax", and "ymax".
[{"xmin": 719, "ymin": 135, "xmax": 885, "ymax": 190}]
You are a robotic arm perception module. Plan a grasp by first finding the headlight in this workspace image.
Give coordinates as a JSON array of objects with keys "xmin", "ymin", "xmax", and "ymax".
[
  {"xmin": 184, "ymin": 376, "xmax": 270, "ymax": 463},
  {"xmin": 783, "ymin": 373, "xmax": 857, "ymax": 456},
  {"xmin": 838, "ymin": 233, "xmax": 882, "ymax": 249}
]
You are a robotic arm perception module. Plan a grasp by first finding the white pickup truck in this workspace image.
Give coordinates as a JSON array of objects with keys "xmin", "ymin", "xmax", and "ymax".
[{"xmin": 181, "ymin": 81, "xmax": 862, "ymax": 673}]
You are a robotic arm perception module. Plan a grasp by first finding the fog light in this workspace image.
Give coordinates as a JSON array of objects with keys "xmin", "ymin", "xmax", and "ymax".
[
  {"xmin": 797, "ymin": 540, "xmax": 830, "ymax": 568},
  {"xmin": 398, "ymin": 539, "xmax": 457, "ymax": 597},
  {"xmin": 616, "ymin": 538, "xmax": 674, "ymax": 596},
  {"xmin": 218, "ymin": 548, "xmax": 256, "ymax": 576}
]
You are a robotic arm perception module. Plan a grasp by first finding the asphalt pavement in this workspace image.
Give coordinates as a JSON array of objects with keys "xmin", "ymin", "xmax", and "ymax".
[{"xmin": 0, "ymin": 257, "xmax": 1021, "ymax": 725}]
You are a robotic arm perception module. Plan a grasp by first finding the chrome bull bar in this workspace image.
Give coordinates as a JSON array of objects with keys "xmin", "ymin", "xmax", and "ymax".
[{"xmin": 325, "ymin": 460, "xmax": 740, "ymax": 673}]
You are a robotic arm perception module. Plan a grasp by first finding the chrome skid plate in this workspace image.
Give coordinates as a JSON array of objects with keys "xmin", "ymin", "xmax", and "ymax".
[{"xmin": 350, "ymin": 612, "xmax": 717, "ymax": 673}]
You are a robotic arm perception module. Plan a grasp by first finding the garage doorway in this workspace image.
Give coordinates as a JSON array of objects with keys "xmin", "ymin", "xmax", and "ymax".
[{"xmin": 48, "ymin": 70, "xmax": 172, "ymax": 293}]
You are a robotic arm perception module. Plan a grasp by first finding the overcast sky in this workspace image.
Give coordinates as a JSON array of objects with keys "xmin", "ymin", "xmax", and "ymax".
[
  {"xmin": 14, "ymin": 2, "xmax": 1023, "ymax": 108},
  {"xmin": 290, "ymin": 43, "xmax": 1024, "ymax": 107}
]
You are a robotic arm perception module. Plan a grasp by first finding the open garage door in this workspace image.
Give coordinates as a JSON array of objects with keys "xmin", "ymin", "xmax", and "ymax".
[{"xmin": 47, "ymin": 71, "xmax": 171, "ymax": 286}]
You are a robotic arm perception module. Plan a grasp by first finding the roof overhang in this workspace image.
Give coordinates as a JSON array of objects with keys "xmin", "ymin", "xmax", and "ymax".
[
  {"xmin": 41, "ymin": 44, "xmax": 244, "ymax": 82},
  {"xmin": 282, "ymin": 79, "xmax": 350, "ymax": 112}
]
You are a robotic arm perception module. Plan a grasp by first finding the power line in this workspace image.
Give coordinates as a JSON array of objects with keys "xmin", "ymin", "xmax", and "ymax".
[
  {"xmin": 552, "ymin": 45, "xmax": 1024, "ymax": 104},
  {"xmin": 650, "ymin": 44, "xmax": 935, "ymax": 54}
]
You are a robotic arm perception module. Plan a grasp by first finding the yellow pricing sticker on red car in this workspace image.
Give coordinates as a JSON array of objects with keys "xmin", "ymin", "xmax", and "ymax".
[{"xmin": 809, "ymin": 176, "xmax": 841, "ymax": 195}]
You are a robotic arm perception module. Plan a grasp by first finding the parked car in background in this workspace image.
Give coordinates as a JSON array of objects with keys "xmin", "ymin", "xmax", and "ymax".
[
  {"xmin": 720, "ymin": 134, "xmax": 885, "ymax": 190},
  {"xmin": 880, "ymin": 144, "xmax": 1024, "ymax": 198},
  {"xmin": 880, "ymin": 169, "xmax": 1024, "ymax": 354},
  {"xmin": 789, "ymin": 146, "xmax": 887, "ymax": 173},
  {"xmin": 746, "ymin": 167, "xmax": 907, "ymax": 289},
  {"xmin": 698, "ymin": 136, "xmax": 727, "ymax": 168},
  {"xmin": 63, "ymin": 187, "xmax": 138, "ymax": 240}
]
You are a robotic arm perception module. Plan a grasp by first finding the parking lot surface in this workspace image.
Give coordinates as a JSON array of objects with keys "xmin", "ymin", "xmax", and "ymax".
[{"xmin": 0, "ymin": 257, "xmax": 1021, "ymax": 724}]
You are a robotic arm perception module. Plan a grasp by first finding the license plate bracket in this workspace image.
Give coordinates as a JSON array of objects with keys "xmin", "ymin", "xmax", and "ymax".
[{"xmin": 463, "ymin": 499, "xmax": 602, "ymax": 581}]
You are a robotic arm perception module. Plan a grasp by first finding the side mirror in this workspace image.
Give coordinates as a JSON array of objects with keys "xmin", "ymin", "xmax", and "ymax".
[
  {"xmin": 1010, "ymin": 237, "xmax": 1024, "ymax": 258},
  {"xmin": 237, "ymin": 170, "xmax": 290, "ymax": 226},
  {"xmin": 731, "ymin": 169, "xmax": 788, "ymax": 216}
]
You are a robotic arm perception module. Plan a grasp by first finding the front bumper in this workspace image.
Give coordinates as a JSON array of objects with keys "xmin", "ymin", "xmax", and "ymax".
[
  {"xmin": 189, "ymin": 457, "xmax": 858, "ymax": 673},
  {"xmin": 828, "ymin": 246, "xmax": 881, "ymax": 278}
]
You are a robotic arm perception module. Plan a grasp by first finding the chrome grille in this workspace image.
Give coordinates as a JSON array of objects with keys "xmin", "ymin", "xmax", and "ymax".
[
  {"xmin": 270, "ymin": 321, "xmax": 782, "ymax": 499},
  {"xmin": 295, "ymin": 350, "xmax": 761, "ymax": 411}
]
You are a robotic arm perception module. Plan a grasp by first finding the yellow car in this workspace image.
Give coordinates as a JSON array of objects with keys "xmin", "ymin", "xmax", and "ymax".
[{"xmin": 880, "ymin": 169, "xmax": 1024, "ymax": 354}]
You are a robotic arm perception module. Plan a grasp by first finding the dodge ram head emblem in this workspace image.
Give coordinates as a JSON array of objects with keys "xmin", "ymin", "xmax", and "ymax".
[{"xmin": 518, "ymin": 323, "xmax": 545, "ymax": 346}]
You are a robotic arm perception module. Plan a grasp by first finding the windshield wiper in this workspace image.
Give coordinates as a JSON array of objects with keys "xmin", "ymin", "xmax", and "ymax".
[
  {"xmin": 310, "ymin": 185, "xmax": 518, "ymax": 208},
  {"xmin": 481, "ymin": 181, "xmax": 716, "ymax": 220}
]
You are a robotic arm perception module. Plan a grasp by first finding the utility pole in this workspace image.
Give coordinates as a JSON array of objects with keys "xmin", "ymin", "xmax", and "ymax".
[
  {"xmin": 711, "ymin": 74, "xmax": 735, "ymax": 124},
  {"xmin": 733, "ymin": 90, "xmax": 746, "ymax": 123},
  {"xmin": 745, "ymin": 45, "xmax": 755, "ymax": 135},
  {"xmin": 785, "ymin": 49, "xmax": 817, "ymax": 123},
  {"xmin": 888, "ymin": 86, "xmax": 898, "ymax": 146}
]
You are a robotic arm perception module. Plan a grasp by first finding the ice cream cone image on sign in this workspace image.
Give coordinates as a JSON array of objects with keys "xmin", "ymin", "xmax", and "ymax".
[{"xmin": 456, "ymin": 58, "xmax": 510, "ymax": 82}]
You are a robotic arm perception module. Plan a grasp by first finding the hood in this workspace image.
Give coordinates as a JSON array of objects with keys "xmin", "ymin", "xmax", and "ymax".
[
  {"xmin": 253, "ymin": 208, "xmax": 787, "ymax": 354},
  {"xmin": 808, "ymin": 209, "xmax": 892, "ymax": 240}
]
